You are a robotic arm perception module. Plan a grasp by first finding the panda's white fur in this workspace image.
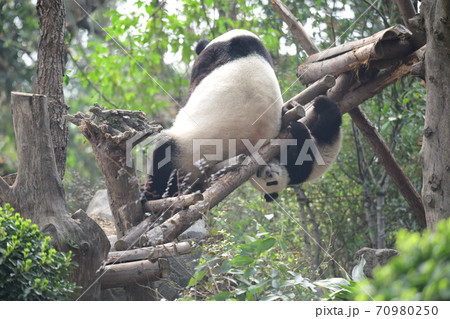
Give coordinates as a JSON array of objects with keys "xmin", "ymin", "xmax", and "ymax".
[
  {"xmin": 166, "ymin": 56, "xmax": 282, "ymax": 174},
  {"xmin": 250, "ymin": 96, "xmax": 342, "ymax": 202},
  {"xmin": 146, "ymin": 29, "xmax": 282, "ymax": 199}
]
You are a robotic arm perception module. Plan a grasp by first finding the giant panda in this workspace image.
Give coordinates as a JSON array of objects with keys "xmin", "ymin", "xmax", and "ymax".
[
  {"xmin": 250, "ymin": 96, "xmax": 342, "ymax": 202},
  {"xmin": 145, "ymin": 29, "xmax": 283, "ymax": 199}
]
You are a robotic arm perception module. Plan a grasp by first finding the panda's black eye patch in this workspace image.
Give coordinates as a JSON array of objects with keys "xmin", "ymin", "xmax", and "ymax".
[{"xmin": 267, "ymin": 181, "xmax": 278, "ymax": 186}]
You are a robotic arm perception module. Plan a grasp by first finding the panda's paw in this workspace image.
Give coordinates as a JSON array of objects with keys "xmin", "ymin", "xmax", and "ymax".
[
  {"xmin": 313, "ymin": 95, "xmax": 338, "ymax": 113},
  {"xmin": 264, "ymin": 193, "xmax": 279, "ymax": 202}
]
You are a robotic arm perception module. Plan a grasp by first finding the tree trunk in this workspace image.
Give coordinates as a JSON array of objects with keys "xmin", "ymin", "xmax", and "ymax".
[
  {"xmin": 32, "ymin": 0, "xmax": 68, "ymax": 179},
  {"xmin": 420, "ymin": 0, "xmax": 450, "ymax": 229},
  {"xmin": 0, "ymin": 93, "xmax": 110, "ymax": 300}
]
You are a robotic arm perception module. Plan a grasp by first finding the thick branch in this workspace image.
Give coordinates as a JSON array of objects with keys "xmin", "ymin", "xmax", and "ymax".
[
  {"xmin": 269, "ymin": 0, "xmax": 319, "ymax": 55},
  {"xmin": 395, "ymin": 0, "xmax": 416, "ymax": 29},
  {"xmin": 349, "ymin": 107, "xmax": 426, "ymax": 228}
]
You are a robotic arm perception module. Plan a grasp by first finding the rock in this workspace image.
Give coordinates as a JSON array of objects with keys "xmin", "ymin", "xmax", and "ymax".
[
  {"xmin": 355, "ymin": 247, "xmax": 399, "ymax": 278},
  {"xmin": 86, "ymin": 189, "xmax": 112, "ymax": 221}
]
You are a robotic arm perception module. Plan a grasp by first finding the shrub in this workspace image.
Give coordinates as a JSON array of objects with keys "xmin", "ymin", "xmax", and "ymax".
[
  {"xmin": 352, "ymin": 218, "xmax": 450, "ymax": 301},
  {"xmin": 0, "ymin": 204, "xmax": 77, "ymax": 300}
]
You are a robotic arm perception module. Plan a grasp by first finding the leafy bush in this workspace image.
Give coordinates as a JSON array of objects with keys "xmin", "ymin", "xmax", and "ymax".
[
  {"xmin": 0, "ymin": 204, "xmax": 77, "ymax": 300},
  {"xmin": 351, "ymin": 218, "xmax": 450, "ymax": 301},
  {"xmin": 181, "ymin": 231, "xmax": 321, "ymax": 301}
]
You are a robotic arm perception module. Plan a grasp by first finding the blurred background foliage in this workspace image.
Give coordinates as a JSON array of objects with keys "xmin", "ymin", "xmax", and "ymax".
[{"xmin": 1, "ymin": 0, "xmax": 427, "ymax": 299}]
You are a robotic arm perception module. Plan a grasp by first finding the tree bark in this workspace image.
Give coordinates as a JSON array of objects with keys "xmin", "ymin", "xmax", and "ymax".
[
  {"xmin": 66, "ymin": 107, "xmax": 162, "ymax": 238},
  {"xmin": 0, "ymin": 93, "xmax": 110, "ymax": 300},
  {"xmin": 32, "ymin": 0, "xmax": 68, "ymax": 179},
  {"xmin": 420, "ymin": 0, "xmax": 450, "ymax": 229}
]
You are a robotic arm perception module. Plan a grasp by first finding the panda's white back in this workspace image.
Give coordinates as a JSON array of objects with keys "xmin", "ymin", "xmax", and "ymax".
[{"xmin": 166, "ymin": 51, "xmax": 282, "ymax": 173}]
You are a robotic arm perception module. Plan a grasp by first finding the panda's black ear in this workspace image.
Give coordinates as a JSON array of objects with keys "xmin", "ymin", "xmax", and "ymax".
[
  {"xmin": 264, "ymin": 193, "xmax": 279, "ymax": 202},
  {"xmin": 195, "ymin": 40, "xmax": 210, "ymax": 55}
]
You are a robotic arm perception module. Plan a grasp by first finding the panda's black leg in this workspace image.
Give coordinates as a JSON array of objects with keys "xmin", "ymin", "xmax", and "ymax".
[
  {"xmin": 285, "ymin": 120, "xmax": 314, "ymax": 185},
  {"xmin": 147, "ymin": 139, "xmax": 178, "ymax": 199},
  {"xmin": 290, "ymin": 120, "xmax": 311, "ymax": 141},
  {"xmin": 308, "ymin": 96, "xmax": 342, "ymax": 144}
]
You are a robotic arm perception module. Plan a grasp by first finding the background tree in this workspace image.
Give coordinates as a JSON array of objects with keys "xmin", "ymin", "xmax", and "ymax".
[{"xmin": 420, "ymin": 0, "xmax": 450, "ymax": 228}]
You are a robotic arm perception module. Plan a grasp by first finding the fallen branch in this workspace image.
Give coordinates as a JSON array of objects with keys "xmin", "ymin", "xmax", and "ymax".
[
  {"xmin": 106, "ymin": 242, "xmax": 192, "ymax": 265},
  {"xmin": 100, "ymin": 258, "xmax": 169, "ymax": 289}
]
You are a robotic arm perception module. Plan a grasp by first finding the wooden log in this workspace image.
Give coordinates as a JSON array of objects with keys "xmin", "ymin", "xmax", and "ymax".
[
  {"xmin": 283, "ymin": 74, "xmax": 335, "ymax": 112},
  {"xmin": 100, "ymin": 259, "xmax": 168, "ymax": 289},
  {"xmin": 270, "ymin": 0, "xmax": 319, "ymax": 55},
  {"xmin": 209, "ymin": 154, "xmax": 247, "ymax": 177},
  {"xmin": 338, "ymin": 46, "xmax": 424, "ymax": 114},
  {"xmin": 282, "ymin": 101, "xmax": 309, "ymax": 128},
  {"xmin": 114, "ymin": 193, "xmax": 203, "ymax": 250},
  {"xmin": 306, "ymin": 25, "xmax": 412, "ymax": 63},
  {"xmin": 297, "ymin": 39, "xmax": 414, "ymax": 85},
  {"xmin": 106, "ymin": 242, "xmax": 192, "ymax": 265},
  {"xmin": 144, "ymin": 192, "xmax": 204, "ymax": 213}
]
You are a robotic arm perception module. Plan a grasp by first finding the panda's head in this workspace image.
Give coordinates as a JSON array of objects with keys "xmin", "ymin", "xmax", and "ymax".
[{"xmin": 250, "ymin": 160, "xmax": 289, "ymax": 202}]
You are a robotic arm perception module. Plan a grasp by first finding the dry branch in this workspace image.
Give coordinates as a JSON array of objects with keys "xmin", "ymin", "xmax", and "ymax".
[
  {"xmin": 144, "ymin": 192, "xmax": 204, "ymax": 213},
  {"xmin": 348, "ymin": 107, "xmax": 426, "ymax": 228},
  {"xmin": 270, "ymin": 0, "xmax": 319, "ymax": 55}
]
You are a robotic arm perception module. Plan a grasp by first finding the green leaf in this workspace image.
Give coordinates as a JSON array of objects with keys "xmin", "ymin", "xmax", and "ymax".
[{"xmin": 230, "ymin": 256, "xmax": 254, "ymax": 267}]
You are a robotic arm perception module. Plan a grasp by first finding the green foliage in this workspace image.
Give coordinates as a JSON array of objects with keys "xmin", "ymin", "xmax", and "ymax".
[
  {"xmin": 349, "ymin": 218, "xmax": 450, "ymax": 301},
  {"xmin": 0, "ymin": 204, "xmax": 77, "ymax": 300},
  {"xmin": 182, "ymin": 231, "xmax": 318, "ymax": 301}
]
